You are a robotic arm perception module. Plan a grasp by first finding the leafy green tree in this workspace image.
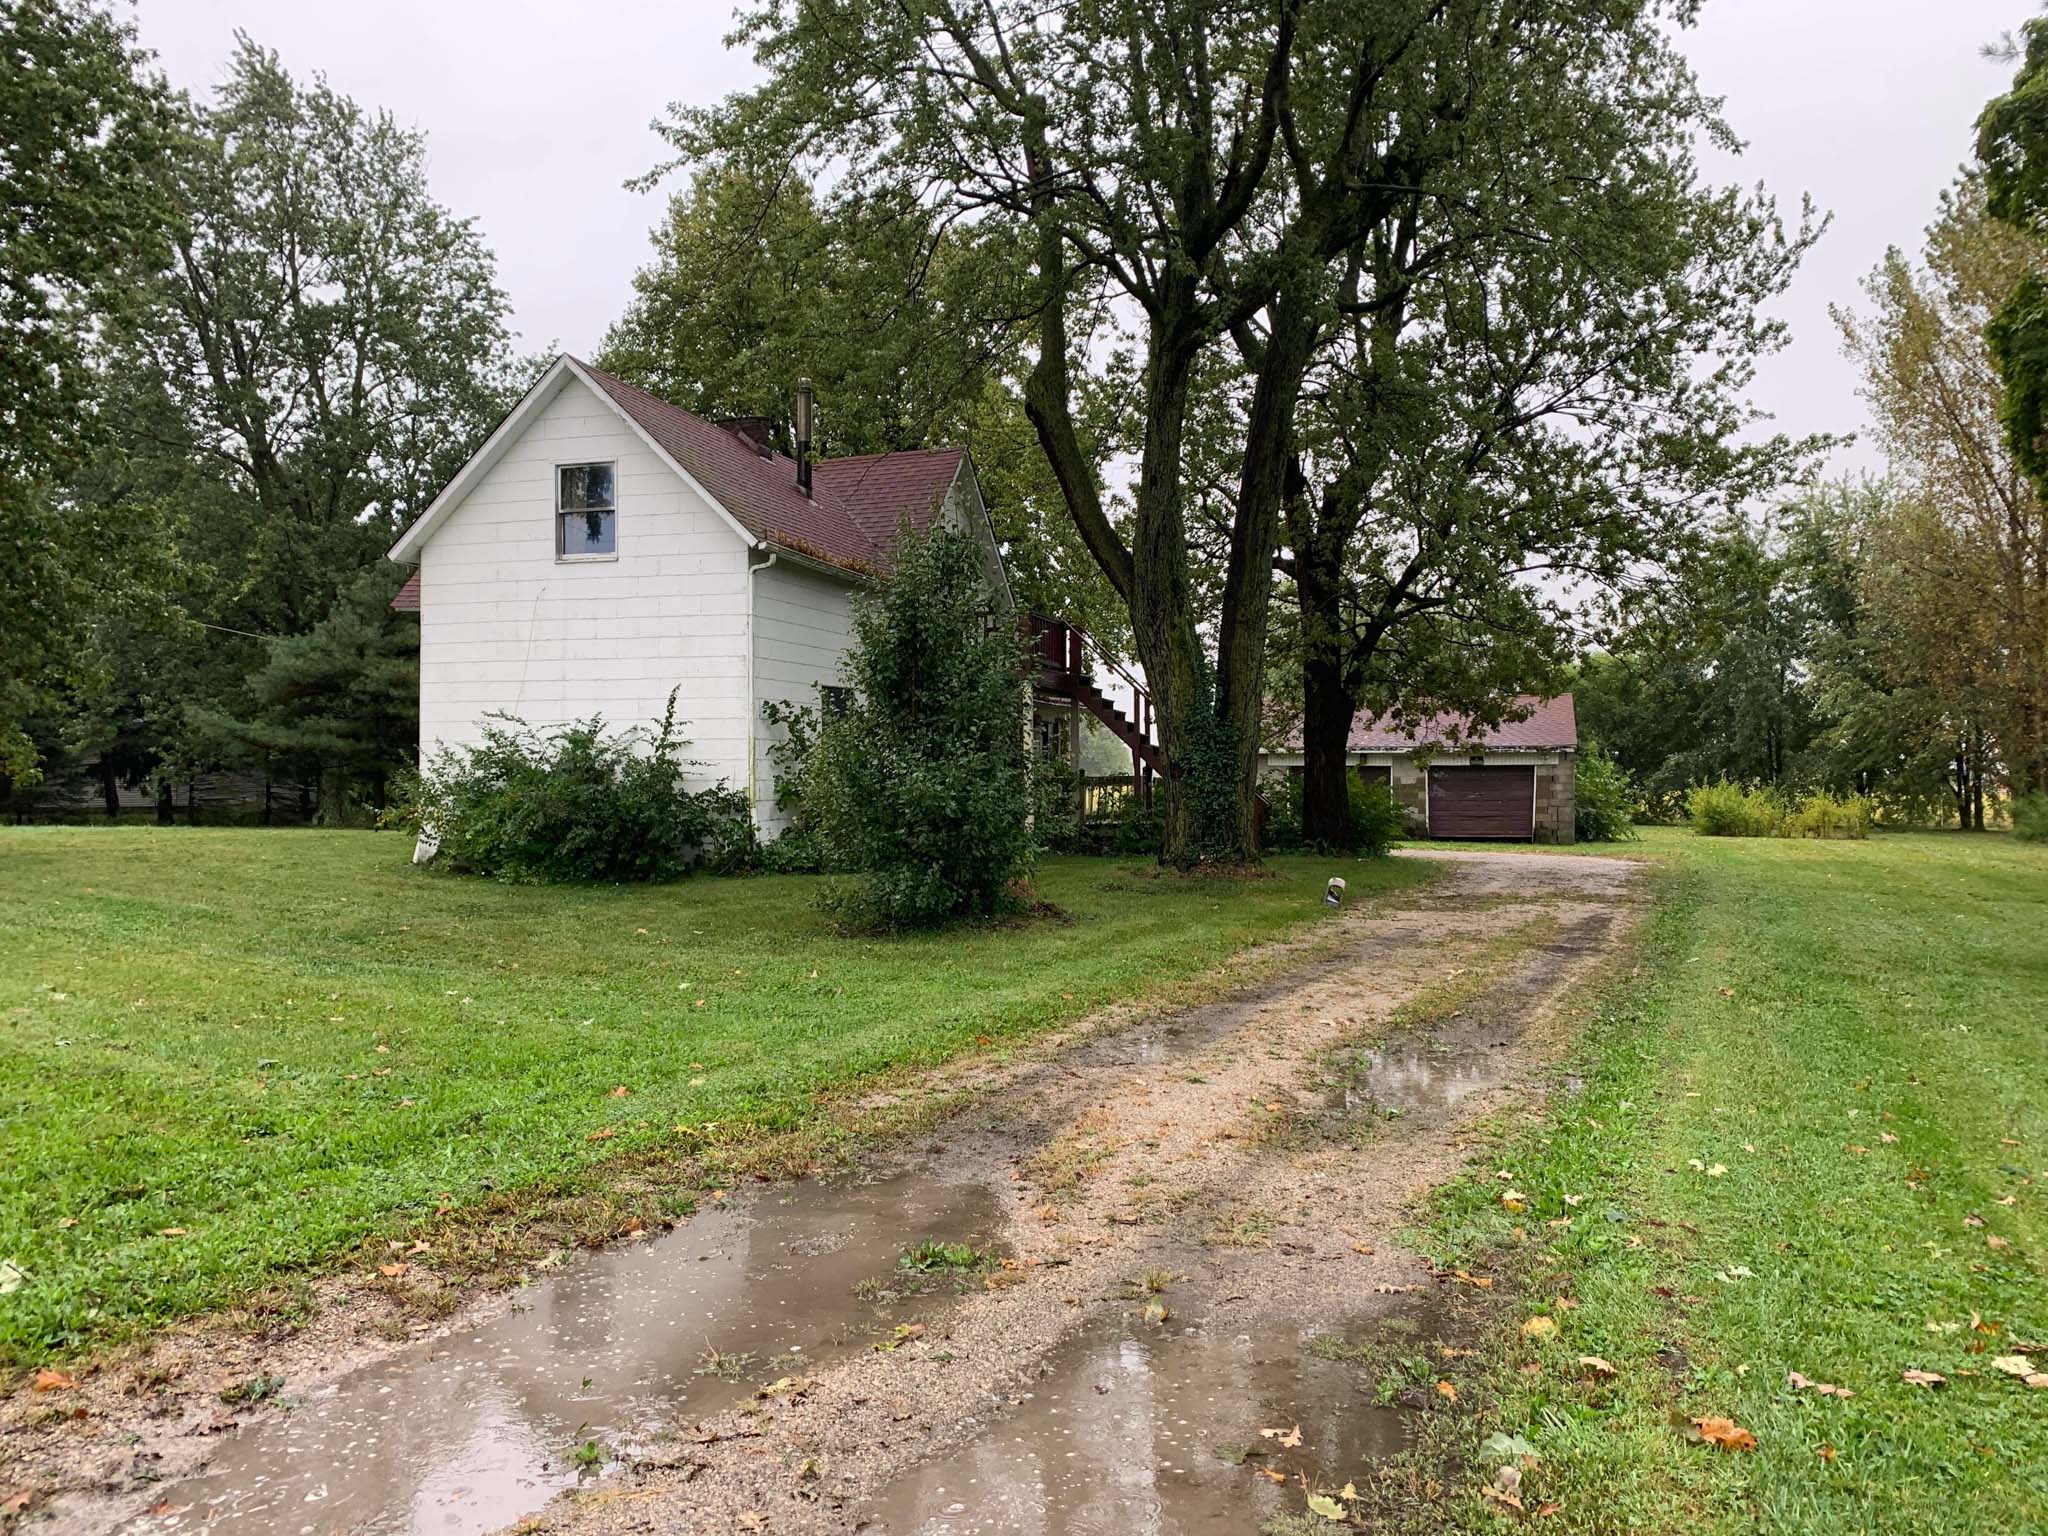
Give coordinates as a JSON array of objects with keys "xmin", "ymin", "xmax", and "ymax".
[
  {"xmin": 1573, "ymin": 520, "xmax": 1820, "ymax": 810},
  {"xmin": 807, "ymin": 527, "xmax": 1032, "ymax": 928},
  {"xmin": 0, "ymin": 0, "xmax": 176, "ymax": 783},
  {"xmin": 1838, "ymin": 178, "xmax": 2048, "ymax": 798},
  {"xmin": 1279, "ymin": 46, "xmax": 1818, "ymax": 846},
  {"xmin": 195, "ymin": 566, "xmax": 419, "ymax": 821},
  {"xmin": 106, "ymin": 38, "xmax": 521, "ymax": 642},
  {"xmin": 668, "ymin": 0, "xmax": 1808, "ymax": 865}
]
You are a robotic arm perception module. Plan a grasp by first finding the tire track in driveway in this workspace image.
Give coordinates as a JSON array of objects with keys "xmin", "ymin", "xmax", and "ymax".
[{"xmin": 534, "ymin": 851, "xmax": 1645, "ymax": 1536}]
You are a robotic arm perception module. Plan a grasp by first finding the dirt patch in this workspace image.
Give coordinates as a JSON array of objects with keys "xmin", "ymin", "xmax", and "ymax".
[{"xmin": 4, "ymin": 852, "xmax": 1641, "ymax": 1536}]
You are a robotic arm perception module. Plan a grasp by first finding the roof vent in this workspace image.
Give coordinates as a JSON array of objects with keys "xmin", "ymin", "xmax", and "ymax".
[{"xmin": 795, "ymin": 377, "xmax": 814, "ymax": 498}]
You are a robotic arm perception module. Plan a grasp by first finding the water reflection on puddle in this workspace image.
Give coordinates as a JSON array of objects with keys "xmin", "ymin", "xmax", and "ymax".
[
  {"xmin": 1339, "ymin": 1034, "xmax": 1513, "ymax": 1118},
  {"xmin": 867, "ymin": 1318, "xmax": 1412, "ymax": 1535},
  {"xmin": 136, "ymin": 1176, "xmax": 999, "ymax": 1536}
]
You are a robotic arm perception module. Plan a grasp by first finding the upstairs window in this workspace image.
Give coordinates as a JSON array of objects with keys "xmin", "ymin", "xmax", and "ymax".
[{"xmin": 557, "ymin": 463, "xmax": 616, "ymax": 557}]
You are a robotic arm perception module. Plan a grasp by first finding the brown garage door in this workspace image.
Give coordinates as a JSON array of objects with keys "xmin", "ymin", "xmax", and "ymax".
[{"xmin": 1428, "ymin": 766, "xmax": 1533, "ymax": 839}]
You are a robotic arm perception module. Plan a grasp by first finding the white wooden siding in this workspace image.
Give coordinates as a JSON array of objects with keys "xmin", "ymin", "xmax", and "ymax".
[
  {"xmin": 416, "ymin": 373, "xmax": 753, "ymax": 793},
  {"xmin": 749, "ymin": 558, "xmax": 857, "ymax": 836}
]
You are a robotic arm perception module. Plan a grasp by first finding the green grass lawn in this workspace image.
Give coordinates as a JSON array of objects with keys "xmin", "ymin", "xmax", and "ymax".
[
  {"xmin": 1411, "ymin": 828, "xmax": 2048, "ymax": 1535},
  {"xmin": 0, "ymin": 828, "xmax": 1426, "ymax": 1369}
]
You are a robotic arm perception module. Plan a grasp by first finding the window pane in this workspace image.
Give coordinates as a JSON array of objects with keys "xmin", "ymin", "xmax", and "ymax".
[
  {"xmin": 559, "ymin": 508, "xmax": 616, "ymax": 555},
  {"xmin": 559, "ymin": 463, "xmax": 615, "ymax": 511}
]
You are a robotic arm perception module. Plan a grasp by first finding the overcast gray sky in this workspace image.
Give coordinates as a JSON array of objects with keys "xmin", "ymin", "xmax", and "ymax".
[{"xmin": 133, "ymin": 0, "xmax": 2027, "ymax": 479}]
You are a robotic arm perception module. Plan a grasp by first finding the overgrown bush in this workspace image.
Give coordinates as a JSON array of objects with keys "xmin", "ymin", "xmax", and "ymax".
[
  {"xmin": 807, "ymin": 527, "xmax": 1034, "ymax": 928},
  {"xmin": 759, "ymin": 698, "xmax": 824, "ymax": 872},
  {"xmin": 1257, "ymin": 770, "xmax": 1401, "ymax": 857},
  {"xmin": 2011, "ymin": 791, "xmax": 2048, "ymax": 842},
  {"xmin": 1349, "ymin": 778, "xmax": 1405, "ymax": 858},
  {"xmin": 405, "ymin": 692, "xmax": 755, "ymax": 881},
  {"xmin": 1258, "ymin": 771, "xmax": 1305, "ymax": 852},
  {"xmin": 1784, "ymin": 789, "xmax": 1873, "ymax": 840},
  {"xmin": 1687, "ymin": 779, "xmax": 1873, "ymax": 840},
  {"xmin": 1030, "ymin": 754, "xmax": 1091, "ymax": 854},
  {"xmin": 1574, "ymin": 743, "xmax": 1638, "ymax": 843},
  {"xmin": 1686, "ymin": 779, "xmax": 1785, "ymax": 838}
]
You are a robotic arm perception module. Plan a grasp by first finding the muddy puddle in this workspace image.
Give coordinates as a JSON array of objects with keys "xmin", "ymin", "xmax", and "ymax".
[
  {"xmin": 1337, "ymin": 1025, "xmax": 1517, "ymax": 1120},
  {"xmin": 864, "ymin": 1307, "xmax": 1429, "ymax": 1535},
  {"xmin": 126, "ymin": 1175, "xmax": 1001, "ymax": 1536}
]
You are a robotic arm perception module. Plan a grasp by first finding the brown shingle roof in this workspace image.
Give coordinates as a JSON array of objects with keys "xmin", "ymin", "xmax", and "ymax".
[
  {"xmin": 572, "ymin": 360, "xmax": 962, "ymax": 575},
  {"xmin": 1278, "ymin": 694, "xmax": 1577, "ymax": 753},
  {"xmin": 390, "ymin": 569, "xmax": 421, "ymax": 611}
]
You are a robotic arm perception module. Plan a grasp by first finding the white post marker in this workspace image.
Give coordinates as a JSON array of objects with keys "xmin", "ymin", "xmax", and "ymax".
[
  {"xmin": 412, "ymin": 825, "xmax": 442, "ymax": 867},
  {"xmin": 1325, "ymin": 876, "xmax": 1346, "ymax": 907}
]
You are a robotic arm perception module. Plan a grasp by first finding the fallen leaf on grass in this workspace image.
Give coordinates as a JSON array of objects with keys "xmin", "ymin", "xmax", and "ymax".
[
  {"xmin": 1260, "ymin": 1424, "xmax": 1303, "ymax": 1448},
  {"xmin": 1578, "ymin": 1356, "xmax": 1617, "ymax": 1378},
  {"xmin": 1687, "ymin": 1416, "xmax": 1757, "ymax": 1452},
  {"xmin": 33, "ymin": 1368, "xmax": 77, "ymax": 1392},
  {"xmin": 1901, "ymin": 1369, "xmax": 1947, "ymax": 1389},
  {"xmin": 609, "ymin": 1085, "xmax": 631, "ymax": 1098},
  {"xmin": 1521, "ymin": 1316, "xmax": 1557, "ymax": 1341},
  {"xmin": 158, "ymin": 1227, "xmax": 187, "ymax": 1237},
  {"xmin": 378, "ymin": 1263, "xmax": 408, "ymax": 1279},
  {"xmin": 1787, "ymin": 1371, "xmax": 1853, "ymax": 1399},
  {"xmin": 1991, "ymin": 1355, "xmax": 2038, "ymax": 1380},
  {"xmin": 1817, "ymin": 1444, "xmax": 1837, "ymax": 1463},
  {"xmin": 1436, "ymin": 1380, "xmax": 1459, "ymax": 1403},
  {"xmin": 1451, "ymin": 1270, "xmax": 1494, "ymax": 1289}
]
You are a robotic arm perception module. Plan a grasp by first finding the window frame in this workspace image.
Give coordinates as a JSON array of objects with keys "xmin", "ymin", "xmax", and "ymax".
[{"xmin": 555, "ymin": 460, "xmax": 619, "ymax": 562}]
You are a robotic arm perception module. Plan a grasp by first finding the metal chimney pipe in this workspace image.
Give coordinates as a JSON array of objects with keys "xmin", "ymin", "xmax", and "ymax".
[{"xmin": 795, "ymin": 377, "xmax": 813, "ymax": 497}]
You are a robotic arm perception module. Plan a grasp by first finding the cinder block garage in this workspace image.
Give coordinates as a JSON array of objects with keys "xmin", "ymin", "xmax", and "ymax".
[{"xmin": 1265, "ymin": 694, "xmax": 1578, "ymax": 845}]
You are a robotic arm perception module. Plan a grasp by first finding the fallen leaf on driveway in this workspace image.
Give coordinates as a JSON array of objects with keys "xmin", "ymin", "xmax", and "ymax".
[
  {"xmin": 1901, "ymin": 1369, "xmax": 1947, "ymax": 1389},
  {"xmin": 33, "ymin": 1368, "xmax": 77, "ymax": 1392},
  {"xmin": 1260, "ymin": 1424, "xmax": 1303, "ymax": 1448},
  {"xmin": 1305, "ymin": 1492, "xmax": 1346, "ymax": 1520},
  {"xmin": 1787, "ymin": 1370, "xmax": 1852, "ymax": 1399},
  {"xmin": 1688, "ymin": 1416, "xmax": 1757, "ymax": 1452},
  {"xmin": 378, "ymin": 1263, "xmax": 408, "ymax": 1279}
]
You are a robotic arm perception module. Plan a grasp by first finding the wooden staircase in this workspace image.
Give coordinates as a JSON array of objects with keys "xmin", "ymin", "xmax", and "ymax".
[{"xmin": 1026, "ymin": 615, "xmax": 1158, "ymax": 800}]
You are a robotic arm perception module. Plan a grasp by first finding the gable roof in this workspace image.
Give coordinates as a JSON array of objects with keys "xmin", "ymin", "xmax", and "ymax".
[
  {"xmin": 387, "ymin": 355, "xmax": 967, "ymax": 577},
  {"xmin": 1282, "ymin": 694, "xmax": 1577, "ymax": 753}
]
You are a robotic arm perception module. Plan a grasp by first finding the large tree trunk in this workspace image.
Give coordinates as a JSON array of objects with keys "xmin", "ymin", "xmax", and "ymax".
[
  {"xmin": 155, "ymin": 776, "xmax": 173, "ymax": 826},
  {"xmin": 1125, "ymin": 315, "xmax": 1207, "ymax": 868},
  {"xmin": 1297, "ymin": 533, "xmax": 1359, "ymax": 849},
  {"xmin": 1217, "ymin": 292, "xmax": 1319, "ymax": 859}
]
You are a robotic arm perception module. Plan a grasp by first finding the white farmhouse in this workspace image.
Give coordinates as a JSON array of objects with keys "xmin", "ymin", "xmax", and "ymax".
[{"xmin": 386, "ymin": 354, "xmax": 1022, "ymax": 836}]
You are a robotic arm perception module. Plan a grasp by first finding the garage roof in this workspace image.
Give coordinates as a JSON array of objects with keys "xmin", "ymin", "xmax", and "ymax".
[{"xmin": 1309, "ymin": 694, "xmax": 1578, "ymax": 752}]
